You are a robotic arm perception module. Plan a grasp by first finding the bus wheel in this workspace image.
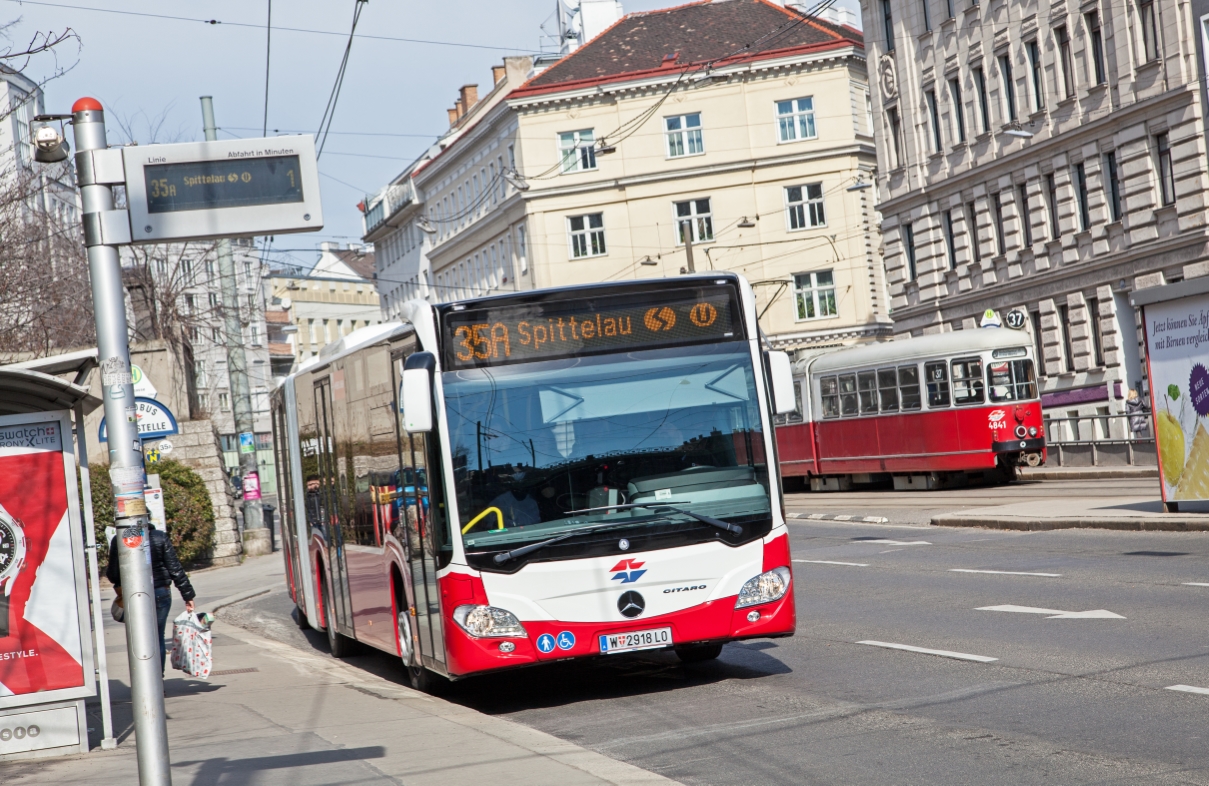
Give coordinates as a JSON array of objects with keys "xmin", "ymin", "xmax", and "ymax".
[
  {"xmin": 675, "ymin": 642, "xmax": 724, "ymax": 663},
  {"xmin": 396, "ymin": 609, "xmax": 415, "ymax": 665},
  {"xmin": 324, "ymin": 577, "xmax": 353, "ymax": 659}
]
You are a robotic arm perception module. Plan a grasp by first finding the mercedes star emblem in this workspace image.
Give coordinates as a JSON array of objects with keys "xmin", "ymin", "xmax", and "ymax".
[{"xmin": 618, "ymin": 590, "xmax": 645, "ymax": 618}]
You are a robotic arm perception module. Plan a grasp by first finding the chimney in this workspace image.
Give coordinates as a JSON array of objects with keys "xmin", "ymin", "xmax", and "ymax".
[
  {"xmin": 492, "ymin": 65, "xmax": 506, "ymax": 85},
  {"xmin": 447, "ymin": 107, "xmax": 460, "ymax": 125},
  {"xmin": 459, "ymin": 84, "xmax": 479, "ymax": 112}
]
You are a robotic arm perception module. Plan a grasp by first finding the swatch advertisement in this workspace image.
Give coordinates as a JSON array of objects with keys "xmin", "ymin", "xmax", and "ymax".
[
  {"xmin": 1142, "ymin": 292, "xmax": 1209, "ymax": 502},
  {"xmin": 0, "ymin": 417, "xmax": 87, "ymax": 697}
]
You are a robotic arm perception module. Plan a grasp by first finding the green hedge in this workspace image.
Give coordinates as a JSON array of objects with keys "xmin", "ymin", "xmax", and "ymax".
[{"xmin": 88, "ymin": 459, "xmax": 215, "ymax": 568}]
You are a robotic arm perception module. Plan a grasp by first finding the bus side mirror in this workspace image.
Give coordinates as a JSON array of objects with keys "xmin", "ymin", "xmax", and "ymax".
[
  {"xmin": 768, "ymin": 351, "xmax": 797, "ymax": 415},
  {"xmin": 401, "ymin": 352, "xmax": 436, "ymax": 433}
]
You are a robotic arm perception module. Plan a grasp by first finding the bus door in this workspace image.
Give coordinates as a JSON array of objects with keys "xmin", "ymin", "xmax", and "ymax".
[
  {"xmin": 315, "ymin": 377, "xmax": 354, "ymax": 635},
  {"xmin": 393, "ymin": 353, "xmax": 447, "ymax": 672}
]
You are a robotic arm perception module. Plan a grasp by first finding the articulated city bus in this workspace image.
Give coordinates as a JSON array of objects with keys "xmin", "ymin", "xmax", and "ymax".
[
  {"xmin": 776, "ymin": 329, "xmax": 1046, "ymax": 490},
  {"xmin": 271, "ymin": 273, "xmax": 799, "ymax": 691}
]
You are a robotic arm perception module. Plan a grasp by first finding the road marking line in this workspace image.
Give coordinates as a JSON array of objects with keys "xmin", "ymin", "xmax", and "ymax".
[
  {"xmin": 787, "ymin": 512, "xmax": 891, "ymax": 524},
  {"xmin": 793, "ymin": 559, "xmax": 869, "ymax": 567},
  {"xmin": 950, "ymin": 569, "xmax": 1062, "ymax": 577},
  {"xmin": 1167, "ymin": 684, "xmax": 1209, "ymax": 695},
  {"xmin": 977, "ymin": 604, "xmax": 1125, "ymax": 619},
  {"xmin": 857, "ymin": 640, "xmax": 997, "ymax": 663},
  {"xmin": 1182, "ymin": 582, "xmax": 1209, "ymax": 587},
  {"xmin": 861, "ymin": 539, "xmax": 931, "ymax": 546}
]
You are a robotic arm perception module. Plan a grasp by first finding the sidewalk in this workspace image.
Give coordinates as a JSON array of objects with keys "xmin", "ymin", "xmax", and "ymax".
[
  {"xmin": 1019, "ymin": 465, "xmax": 1158, "ymax": 480},
  {"xmin": 6, "ymin": 555, "xmax": 675, "ymax": 785},
  {"xmin": 933, "ymin": 496, "xmax": 1209, "ymax": 532}
]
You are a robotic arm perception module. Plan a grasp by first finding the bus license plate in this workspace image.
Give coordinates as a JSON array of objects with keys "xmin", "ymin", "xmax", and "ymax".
[{"xmin": 598, "ymin": 627, "xmax": 672, "ymax": 654}]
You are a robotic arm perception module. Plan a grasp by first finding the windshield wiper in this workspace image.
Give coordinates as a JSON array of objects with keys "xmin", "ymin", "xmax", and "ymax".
[
  {"xmin": 567, "ymin": 502, "xmax": 743, "ymax": 535},
  {"xmin": 492, "ymin": 518, "xmax": 659, "ymax": 564}
]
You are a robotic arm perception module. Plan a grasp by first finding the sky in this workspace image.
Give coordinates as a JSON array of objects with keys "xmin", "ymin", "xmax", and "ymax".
[{"xmin": 14, "ymin": 0, "xmax": 860, "ymax": 269}]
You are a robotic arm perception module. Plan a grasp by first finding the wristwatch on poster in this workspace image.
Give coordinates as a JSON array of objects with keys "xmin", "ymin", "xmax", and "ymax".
[{"xmin": 0, "ymin": 504, "xmax": 27, "ymax": 639}]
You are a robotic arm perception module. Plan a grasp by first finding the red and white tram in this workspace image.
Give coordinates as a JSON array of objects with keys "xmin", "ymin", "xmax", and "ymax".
[{"xmin": 776, "ymin": 329, "xmax": 1046, "ymax": 490}]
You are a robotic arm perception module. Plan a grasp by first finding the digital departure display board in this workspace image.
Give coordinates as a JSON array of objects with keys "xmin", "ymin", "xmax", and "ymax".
[
  {"xmin": 442, "ymin": 286, "xmax": 743, "ymax": 369},
  {"xmin": 144, "ymin": 155, "xmax": 303, "ymax": 213}
]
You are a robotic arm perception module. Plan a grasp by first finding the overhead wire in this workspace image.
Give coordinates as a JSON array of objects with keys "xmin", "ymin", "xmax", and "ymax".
[
  {"xmin": 315, "ymin": 0, "xmax": 368, "ymax": 161},
  {"xmin": 262, "ymin": 0, "xmax": 272, "ymax": 137}
]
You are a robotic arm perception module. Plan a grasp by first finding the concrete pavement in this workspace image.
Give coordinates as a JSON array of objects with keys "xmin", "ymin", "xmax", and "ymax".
[{"xmin": 5, "ymin": 554, "xmax": 676, "ymax": 785}]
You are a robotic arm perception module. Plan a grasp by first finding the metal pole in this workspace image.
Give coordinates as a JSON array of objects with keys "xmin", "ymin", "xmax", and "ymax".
[
  {"xmin": 74, "ymin": 402, "xmax": 116, "ymax": 750},
  {"xmin": 682, "ymin": 220, "xmax": 696, "ymax": 274},
  {"xmin": 71, "ymin": 97, "xmax": 172, "ymax": 785},
  {"xmin": 200, "ymin": 96, "xmax": 264, "ymax": 541}
]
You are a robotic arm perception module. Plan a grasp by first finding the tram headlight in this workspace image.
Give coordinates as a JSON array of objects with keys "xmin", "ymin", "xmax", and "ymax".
[
  {"xmin": 735, "ymin": 567, "xmax": 791, "ymax": 609},
  {"xmin": 452, "ymin": 604, "xmax": 527, "ymax": 638}
]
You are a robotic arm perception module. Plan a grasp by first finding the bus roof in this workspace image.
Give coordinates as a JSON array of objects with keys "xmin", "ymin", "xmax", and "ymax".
[
  {"xmin": 286, "ymin": 321, "xmax": 413, "ymax": 382},
  {"xmin": 804, "ymin": 329, "xmax": 1033, "ymax": 374}
]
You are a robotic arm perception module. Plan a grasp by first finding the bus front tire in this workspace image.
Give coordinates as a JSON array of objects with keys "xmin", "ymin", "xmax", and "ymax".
[
  {"xmin": 675, "ymin": 642, "xmax": 724, "ymax": 663},
  {"xmin": 324, "ymin": 578, "xmax": 353, "ymax": 659}
]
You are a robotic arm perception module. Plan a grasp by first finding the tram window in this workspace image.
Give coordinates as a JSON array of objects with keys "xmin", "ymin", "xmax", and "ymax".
[
  {"xmin": 877, "ymin": 368, "xmax": 899, "ymax": 412},
  {"xmin": 821, "ymin": 376, "xmax": 840, "ymax": 418},
  {"xmin": 839, "ymin": 374, "xmax": 859, "ymax": 416},
  {"xmin": 988, "ymin": 359, "xmax": 1038, "ymax": 401},
  {"xmin": 951, "ymin": 357, "xmax": 985, "ymax": 404},
  {"xmin": 898, "ymin": 365, "xmax": 922, "ymax": 410},
  {"xmin": 858, "ymin": 371, "xmax": 878, "ymax": 414},
  {"xmin": 925, "ymin": 361, "xmax": 950, "ymax": 407}
]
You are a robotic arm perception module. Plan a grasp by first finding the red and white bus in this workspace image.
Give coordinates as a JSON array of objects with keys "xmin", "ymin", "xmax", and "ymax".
[
  {"xmin": 775, "ymin": 329, "xmax": 1046, "ymax": 491},
  {"xmin": 271, "ymin": 273, "xmax": 799, "ymax": 691}
]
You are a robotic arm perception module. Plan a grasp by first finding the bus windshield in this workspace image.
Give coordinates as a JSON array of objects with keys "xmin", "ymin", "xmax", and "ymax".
[{"xmin": 441, "ymin": 342, "xmax": 771, "ymax": 560}]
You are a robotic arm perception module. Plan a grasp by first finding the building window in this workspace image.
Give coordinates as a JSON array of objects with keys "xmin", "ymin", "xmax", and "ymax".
[
  {"xmin": 250, "ymin": 324, "xmax": 261, "ymax": 345},
  {"xmin": 212, "ymin": 327, "xmax": 222, "ymax": 342},
  {"xmin": 1056, "ymin": 26, "xmax": 1074, "ymax": 99},
  {"xmin": 1156, "ymin": 133, "xmax": 1175, "ymax": 206},
  {"xmin": 219, "ymin": 392, "xmax": 230, "ymax": 412},
  {"xmin": 184, "ymin": 294, "xmax": 196, "ymax": 312},
  {"xmin": 1029, "ymin": 309, "xmax": 1046, "ymax": 377},
  {"xmin": 194, "ymin": 360, "xmax": 207, "ymax": 388},
  {"xmin": 516, "ymin": 224, "xmax": 528, "ymax": 273},
  {"xmin": 793, "ymin": 271, "xmax": 837, "ymax": 320},
  {"xmin": 1088, "ymin": 298, "xmax": 1105, "ymax": 367},
  {"xmin": 674, "ymin": 198, "xmax": 714, "ymax": 244},
  {"xmin": 567, "ymin": 213, "xmax": 606, "ymax": 258},
  {"xmin": 974, "ymin": 67, "xmax": 990, "ymax": 133},
  {"xmin": 1104, "ymin": 151, "xmax": 1122, "ymax": 222},
  {"xmin": 9, "ymin": 88, "xmax": 33, "ymax": 167},
  {"xmin": 776, "ymin": 97, "xmax": 817, "ymax": 143},
  {"xmin": 991, "ymin": 193, "xmax": 1006, "ymax": 256},
  {"xmin": 888, "ymin": 106, "xmax": 905, "ymax": 168},
  {"xmin": 1018, "ymin": 183, "xmax": 1033, "ymax": 246},
  {"xmin": 1087, "ymin": 12, "xmax": 1106, "ymax": 85},
  {"xmin": 1026, "ymin": 40, "xmax": 1044, "ymax": 111},
  {"xmin": 1074, "ymin": 161, "xmax": 1091, "ymax": 230},
  {"xmin": 949, "ymin": 78, "xmax": 966, "ymax": 142},
  {"xmin": 998, "ymin": 54, "xmax": 1017, "ymax": 122},
  {"xmin": 1045, "ymin": 172, "xmax": 1060, "ymax": 238},
  {"xmin": 921, "ymin": 0, "xmax": 931, "ymax": 31},
  {"xmin": 882, "ymin": 0, "xmax": 894, "ymax": 50},
  {"xmin": 926, "ymin": 89, "xmax": 942, "ymax": 152},
  {"xmin": 558, "ymin": 129, "xmax": 596, "ymax": 173},
  {"xmin": 903, "ymin": 222, "xmax": 917, "ymax": 280},
  {"xmin": 786, "ymin": 184, "xmax": 826, "ymax": 230},
  {"xmin": 967, "ymin": 201, "xmax": 981, "ymax": 263},
  {"xmin": 944, "ymin": 209, "xmax": 957, "ymax": 269},
  {"xmin": 209, "ymin": 292, "xmax": 219, "ymax": 308},
  {"xmin": 946, "ymin": 0, "xmax": 954, "ymax": 17},
  {"xmin": 1058, "ymin": 303, "xmax": 1075, "ymax": 371},
  {"xmin": 1139, "ymin": 0, "xmax": 1159, "ymax": 61},
  {"xmin": 665, "ymin": 113, "xmax": 704, "ymax": 157}
]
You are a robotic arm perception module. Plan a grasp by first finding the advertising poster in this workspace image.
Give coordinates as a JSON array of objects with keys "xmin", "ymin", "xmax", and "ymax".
[{"xmin": 0, "ymin": 418, "xmax": 87, "ymax": 696}]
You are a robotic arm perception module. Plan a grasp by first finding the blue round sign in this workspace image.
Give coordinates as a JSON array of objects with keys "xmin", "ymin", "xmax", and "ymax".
[
  {"xmin": 536, "ymin": 633, "xmax": 556, "ymax": 654},
  {"xmin": 556, "ymin": 631, "xmax": 576, "ymax": 651}
]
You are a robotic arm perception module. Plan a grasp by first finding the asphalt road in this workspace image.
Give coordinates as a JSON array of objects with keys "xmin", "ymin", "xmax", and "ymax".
[{"xmin": 222, "ymin": 479, "xmax": 1209, "ymax": 785}]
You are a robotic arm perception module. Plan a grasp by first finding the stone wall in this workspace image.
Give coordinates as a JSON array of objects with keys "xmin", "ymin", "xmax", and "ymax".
[{"xmin": 168, "ymin": 419, "xmax": 242, "ymax": 567}]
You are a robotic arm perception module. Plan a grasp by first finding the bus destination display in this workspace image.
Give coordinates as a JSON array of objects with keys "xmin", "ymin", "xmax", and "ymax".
[
  {"xmin": 144, "ymin": 154, "xmax": 304, "ymax": 214},
  {"xmin": 443, "ymin": 288, "xmax": 741, "ymax": 369}
]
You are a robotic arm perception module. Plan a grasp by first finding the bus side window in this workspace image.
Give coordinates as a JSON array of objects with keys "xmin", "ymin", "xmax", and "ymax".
[
  {"xmin": 951, "ymin": 358, "xmax": 985, "ymax": 404},
  {"xmin": 925, "ymin": 361, "xmax": 950, "ymax": 407},
  {"xmin": 857, "ymin": 371, "xmax": 878, "ymax": 414},
  {"xmin": 898, "ymin": 365, "xmax": 922, "ymax": 410},
  {"xmin": 877, "ymin": 368, "xmax": 899, "ymax": 412},
  {"xmin": 820, "ymin": 376, "xmax": 840, "ymax": 418},
  {"xmin": 838, "ymin": 374, "xmax": 859, "ymax": 416}
]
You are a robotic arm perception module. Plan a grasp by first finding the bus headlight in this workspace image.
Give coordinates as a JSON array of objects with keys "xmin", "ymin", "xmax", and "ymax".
[
  {"xmin": 735, "ymin": 567, "xmax": 791, "ymax": 609},
  {"xmin": 452, "ymin": 605, "xmax": 527, "ymax": 638}
]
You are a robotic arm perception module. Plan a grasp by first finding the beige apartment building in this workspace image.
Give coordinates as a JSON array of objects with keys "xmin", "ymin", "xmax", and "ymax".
[
  {"xmin": 370, "ymin": 0, "xmax": 886, "ymax": 350},
  {"xmin": 859, "ymin": 0, "xmax": 1209, "ymax": 438}
]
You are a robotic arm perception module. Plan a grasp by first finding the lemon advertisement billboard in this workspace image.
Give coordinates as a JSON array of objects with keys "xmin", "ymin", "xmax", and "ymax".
[{"xmin": 1140, "ymin": 290, "xmax": 1209, "ymax": 502}]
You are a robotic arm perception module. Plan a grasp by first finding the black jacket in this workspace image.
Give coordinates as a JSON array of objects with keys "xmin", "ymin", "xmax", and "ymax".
[{"xmin": 106, "ymin": 527, "xmax": 196, "ymax": 602}]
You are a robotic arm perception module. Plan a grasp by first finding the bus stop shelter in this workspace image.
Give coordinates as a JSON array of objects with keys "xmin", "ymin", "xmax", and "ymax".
[{"xmin": 0, "ymin": 365, "xmax": 113, "ymax": 760}]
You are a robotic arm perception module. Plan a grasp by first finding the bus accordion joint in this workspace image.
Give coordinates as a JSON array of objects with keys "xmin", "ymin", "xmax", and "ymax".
[{"xmin": 462, "ymin": 506, "xmax": 505, "ymax": 535}]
